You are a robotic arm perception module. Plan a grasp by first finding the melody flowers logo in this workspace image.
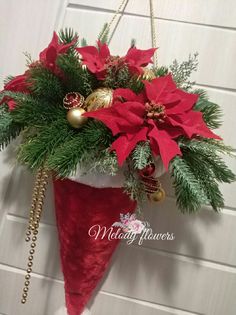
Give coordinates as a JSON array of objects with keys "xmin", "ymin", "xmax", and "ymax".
[{"xmin": 88, "ymin": 213, "xmax": 175, "ymax": 245}]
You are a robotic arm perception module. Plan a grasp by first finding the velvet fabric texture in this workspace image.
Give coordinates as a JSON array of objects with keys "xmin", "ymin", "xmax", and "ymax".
[{"xmin": 53, "ymin": 178, "xmax": 136, "ymax": 315}]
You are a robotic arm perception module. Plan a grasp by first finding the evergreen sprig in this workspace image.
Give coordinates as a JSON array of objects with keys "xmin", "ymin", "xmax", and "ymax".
[
  {"xmin": 170, "ymin": 156, "xmax": 208, "ymax": 212},
  {"xmin": 46, "ymin": 120, "xmax": 114, "ymax": 177},
  {"xmin": 57, "ymin": 53, "xmax": 96, "ymax": 95},
  {"xmin": 132, "ymin": 141, "xmax": 152, "ymax": 170},
  {"xmin": 194, "ymin": 89, "xmax": 222, "ymax": 129},
  {"xmin": 0, "ymin": 105, "xmax": 22, "ymax": 150}
]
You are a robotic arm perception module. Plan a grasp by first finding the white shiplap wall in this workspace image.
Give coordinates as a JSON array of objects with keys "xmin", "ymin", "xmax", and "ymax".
[{"xmin": 0, "ymin": 1, "xmax": 236, "ymax": 315}]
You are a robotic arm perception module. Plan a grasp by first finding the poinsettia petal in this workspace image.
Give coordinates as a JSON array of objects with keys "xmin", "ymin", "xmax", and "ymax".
[
  {"xmin": 39, "ymin": 32, "xmax": 58, "ymax": 61},
  {"xmin": 125, "ymin": 47, "xmax": 156, "ymax": 67},
  {"xmin": 168, "ymin": 111, "xmax": 221, "ymax": 139},
  {"xmin": 45, "ymin": 46, "xmax": 57, "ymax": 65},
  {"xmin": 76, "ymin": 46, "xmax": 105, "ymax": 72},
  {"xmin": 127, "ymin": 65, "xmax": 143, "ymax": 76},
  {"xmin": 57, "ymin": 37, "xmax": 77, "ymax": 54},
  {"xmin": 114, "ymin": 101, "xmax": 145, "ymax": 124},
  {"xmin": 97, "ymin": 41, "xmax": 110, "ymax": 60},
  {"xmin": 4, "ymin": 74, "xmax": 28, "ymax": 92},
  {"xmin": 144, "ymin": 74, "xmax": 176, "ymax": 102},
  {"xmin": 111, "ymin": 127, "xmax": 149, "ymax": 166},
  {"xmin": 84, "ymin": 107, "xmax": 122, "ymax": 135},
  {"xmin": 165, "ymin": 89, "xmax": 198, "ymax": 115},
  {"xmin": 113, "ymin": 89, "xmax": 146, "ymax": 103},
  {"xmin": 148, "ymin": 120, "xmax": 182, "ymax": 170}
]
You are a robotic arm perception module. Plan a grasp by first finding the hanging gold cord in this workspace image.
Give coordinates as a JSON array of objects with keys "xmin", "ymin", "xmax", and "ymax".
[
  {"xmin": 21, "ymin": 167, "xmax": 49, "ymax": 304},
  {"xmin": 100, "ymin": 0, "xmax": 158, "ymax": 66},
  {"xmin": 149, "ymin": 0, "xmax": 158, "ymax": 68},
  {"xmin": 99, "ymin": 0, "xmax": 129, "ymax": 44}
]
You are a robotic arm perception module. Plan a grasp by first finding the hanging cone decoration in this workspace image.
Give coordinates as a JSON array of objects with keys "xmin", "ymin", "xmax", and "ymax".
[{"xmin": 53, "ymin": 178, "xmax": 136, "ymax": 315}]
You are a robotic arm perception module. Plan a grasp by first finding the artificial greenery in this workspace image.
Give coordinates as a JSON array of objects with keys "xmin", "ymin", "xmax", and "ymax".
[{"xmin": 0, "ymin": 28, "xmax": 234, "ymax": 213}]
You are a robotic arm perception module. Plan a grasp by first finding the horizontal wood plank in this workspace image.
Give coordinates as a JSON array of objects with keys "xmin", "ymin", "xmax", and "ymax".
[{"xmin": 68, "ymin": 0, "xmax": 236, "ymax": 29}]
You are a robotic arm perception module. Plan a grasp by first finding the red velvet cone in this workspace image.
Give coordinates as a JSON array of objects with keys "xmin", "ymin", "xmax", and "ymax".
[{"xmin": 53, "ymin": 178, "xmax": 136, "ymax": 315}]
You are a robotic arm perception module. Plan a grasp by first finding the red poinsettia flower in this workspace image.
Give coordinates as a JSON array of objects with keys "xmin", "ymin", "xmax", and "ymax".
[
  {"xmin": 39, "ymin": 32, "xmax": 76, "ymax": 72},
  {"xmin": 0, "ymin": 73, "xmax": 29, "ymax": 110},
  {"xmin": 76, "ymin": 41, "xmax": 156, "ymax": 80},
  {"xmin": 84, "ymin": 74, "xmax": 221, "ymax": 169}
]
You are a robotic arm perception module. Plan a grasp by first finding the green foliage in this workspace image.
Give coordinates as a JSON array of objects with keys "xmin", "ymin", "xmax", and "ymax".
[
  {"xmin": 194, "ymin": 89, "xmax": 222, "ymax": 129},
  {"xmin": 46, "ymin": 120, "xmax": 114, "ymax": 177},
  {"xmin": 170, "ymin": 156, "xmax": 208, "ymax": 213},
  {"xmin": 131, "ymin": 141, "xmax": 152, "ymax": 170},
  {"xmin": 18, "ymin": 119, "xmax": 74, "ymax": 169},
  {"xmin": 179, "ymin": 138, "xmax": 235, "ymax": 184},
  {"xmin": 11, "ymin": 94, "xmax": 66, "ymax": 126},
  {"xmin": 28, "ymin": 66, "xmax": 64, "ymax": 102},
  {"xmin": 153, "ymin": 66, "xmax": 169, "ymax": 77},
  {"xmin": 57, "ymin": 53, "xmax": 96, "ymax": 95},
  {"xmin": 98, "ymin": 23, "xmax": 109, "ymax": 44},
  {"xmin": 0, "ymin": 105, "xmax": 22, "ymax": 150},
  {"xmin": 130, "ymin": 38, "xmax": 136, "ymax": 48},
  {"xmin": 171, "ymin": 138, "xmax": 235, "ymax": 212},
  {"xmin": 80, "ymin": 38, "xmax": 88, "ymax": 47},
  {"xmin": 59, "ymin": 28, "xmax": 78, "ymax": 45},
  {"xmin": 169, "ymin": 53, "xmax": 198, "ymax": 90}
]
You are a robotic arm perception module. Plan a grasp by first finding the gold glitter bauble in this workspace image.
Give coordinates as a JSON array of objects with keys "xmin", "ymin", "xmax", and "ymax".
[
  {"xmin": 149, "ymin": 188, "xmax": 166, "ymax": 202},
  {"xmin": 85, "ymin": 88, "xmax": 113, "ymax": 111},
  {"xmin": 141, "ymin": 68, "xmax": 156, "ymax": 81},
  {"xmin": 67, "ymin": 108, "xmax": 88, "ymax": 129}
]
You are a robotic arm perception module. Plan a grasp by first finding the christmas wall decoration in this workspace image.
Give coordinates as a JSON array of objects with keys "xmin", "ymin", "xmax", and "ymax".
[{"xmin": 0, "ymin": 7, "xmax": 235, "ymax": 315}]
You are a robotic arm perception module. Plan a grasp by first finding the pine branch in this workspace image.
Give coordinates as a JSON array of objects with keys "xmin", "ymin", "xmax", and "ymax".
[
  {"xmin": 132, "ymin": 141, "xmax": 152, "ymax": 170},
  {"xmin": 98, "ymin": 23, "xmax": 109, "ymax": 44},
  {"xmin": 11, "ymin": 94, "xmax": 66, "ymax": 126},
  {"xmin": 179, "ymin": 138, "xmax": 235, "ymax": 183},
  {"xmin": 47, "ymin": 120, "xmax": 114, "ymax": 177},
  {"xmin": 182, "ymin": 150, "xmax": 225, "ymax": 211},
  {"xmin": 0, "ymin": 106, "xmax": 22, "ymax": 150},
  {"xmin": 153, "ymin": 66, "xmax": 169, "ymax": 77},
  {"xmin": 28, "ymin": 66, "xmax": 64, "ymax": 102},
  {"xmin": 57, "ymin": 53, "xmax": 96, "ymax": 96},
  {"xmin": 194, "ymin": 89, "xmax": 222, "ymax": 129},
  {"xmin": 80, "ymin": 38, "xmax": 88, "ymax": 47},
  {"xmin": 59, "ymin": 28, "xmax": 78, "ymax": 45},
  {"xmin": 18, "ymin": 119, "xmax": 74, "ymax": 169},
  {"xmin": 170, "ymin": 156, "xmax": 208, "ymax": 213}
]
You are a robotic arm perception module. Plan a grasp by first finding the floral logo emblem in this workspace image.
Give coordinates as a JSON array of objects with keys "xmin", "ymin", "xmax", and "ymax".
[{"xmin": 112, "ymin": 213, "xmax": 147, "ymax": 234}]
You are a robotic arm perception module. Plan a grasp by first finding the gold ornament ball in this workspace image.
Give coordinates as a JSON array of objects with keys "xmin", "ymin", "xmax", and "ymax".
[
  {"xmin": 67, "ymin": 108, "xmax": 88, "ymax": 129},
  {"xmin": 150, "ymin": 188, "xmax": 166, "ymax": 202},
  {"xmin": 85, "ymin": 88, "xmax": 113, "ymax": 111},
  {"xmin": 142, "ymin": 68, "xmax": 156, "ymax": 81}
]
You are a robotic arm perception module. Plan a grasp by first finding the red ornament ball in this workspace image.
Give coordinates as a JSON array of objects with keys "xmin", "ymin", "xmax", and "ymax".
[
  {"xmin": 63, "ymin": 92, "xmax": 85, "ymax": 109},
  {"xmin": 139, "ymin": 163, "xmax": 156, "ymax": 177}
]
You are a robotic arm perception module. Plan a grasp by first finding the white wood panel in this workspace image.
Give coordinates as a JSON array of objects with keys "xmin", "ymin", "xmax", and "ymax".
[
  {"xmin": 0, "ymin": 268, "xmax": 65, "ymax": 315},
  {"xmin": 63, "ymin": 7, "xmax": 236, "ymax": 90},
  {"xmin": 90, "ymin": 292, "xmax": 199, "ymax": 315},
  {"xmin": 0, "ymin": 0, "xmax": 65, "ymax": 87},
  {"xmin": 101, "ymin": 245, "xmax": 236, "ymax": 315},
  {"xmin": 69, "ymin": 0, "xmax": 236, "ymax": 29}
]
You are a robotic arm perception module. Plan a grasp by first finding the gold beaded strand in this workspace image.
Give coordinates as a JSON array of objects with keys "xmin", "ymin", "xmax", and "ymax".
[{"xmin": 21, "ymin": 168, "xmax": 49, "ymax": 304}]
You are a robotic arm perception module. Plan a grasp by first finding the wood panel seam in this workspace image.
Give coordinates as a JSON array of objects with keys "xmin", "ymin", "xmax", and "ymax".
[{"xmin": 66, "ymin": 3, "xmax": 236, "ymax": 32}]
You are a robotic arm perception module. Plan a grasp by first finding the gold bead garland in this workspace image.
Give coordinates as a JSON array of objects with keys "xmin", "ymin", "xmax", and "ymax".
[{"xmin": 21, "ymin": 167, "xmax": 49, "ymax": 304}]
